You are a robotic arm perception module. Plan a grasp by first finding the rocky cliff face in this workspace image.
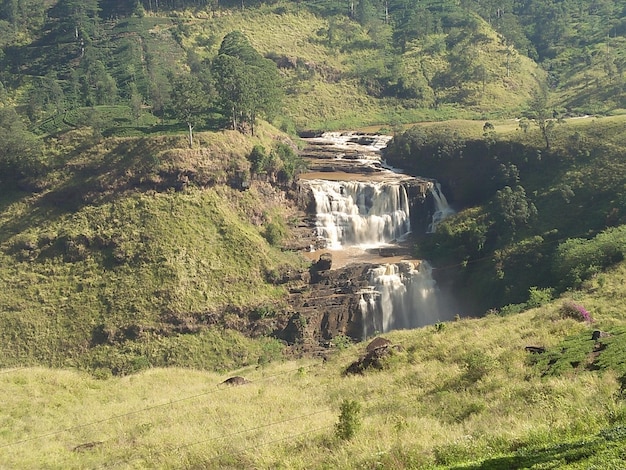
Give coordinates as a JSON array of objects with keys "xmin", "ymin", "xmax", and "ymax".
[{"xmin": 276, "ymin": 257, "xmax": 375, "ymax": 353}]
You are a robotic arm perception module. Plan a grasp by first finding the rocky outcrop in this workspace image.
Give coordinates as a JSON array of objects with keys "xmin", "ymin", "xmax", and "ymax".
[
  {"xmin": 276, "ymin": 261, "xmax": 378, "ymax": 350},
  {"xmin": 221, "ymin": 376, "xmax": 250, "ymax": 386},
  {"xmin": 344, "ymin": 337, "xmax": 403, "ymax": 375}
]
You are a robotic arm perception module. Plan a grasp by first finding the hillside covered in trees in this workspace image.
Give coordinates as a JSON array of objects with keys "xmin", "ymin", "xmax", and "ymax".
[{"xmin": 1, "ymin": 0, "xmax": 624, "ymax": 141}]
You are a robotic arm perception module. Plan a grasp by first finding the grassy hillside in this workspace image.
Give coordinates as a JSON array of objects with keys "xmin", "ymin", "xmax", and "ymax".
[
  {"xmin": 178, "ymin": 5, "xmax": 542, "ymax": 130},
  {"xmin": 3, "ymin": 1, "xmax": 624, "ymax": 137},
  {"xmin": 0, "ymin": 122, "xmax": 306, "ymax": 373},
  {"xmin": 2, "ymin": 267, "xmax": 626, "ymax": 467},
  {"xmin": 2, "ymin": 3, "xmax": 545, "ymax": 136}
]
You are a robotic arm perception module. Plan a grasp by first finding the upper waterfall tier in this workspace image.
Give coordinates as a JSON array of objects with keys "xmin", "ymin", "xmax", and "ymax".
[
  {"xmin": 297, "ymin": 132, "xmax": 454, "ymax": 253},
  {"xmin": 299, "ymin": 132, "xmax": 405, "ymax": 180},
  {"xmin": 309, "ymin": 180, "xmax": 411, "ymax": 250}
]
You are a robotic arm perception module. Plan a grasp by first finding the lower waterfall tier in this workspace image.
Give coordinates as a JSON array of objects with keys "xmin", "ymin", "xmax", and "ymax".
[{"xmin": 359, "ymin": 261, "xmax": 442, "ymax": 339}]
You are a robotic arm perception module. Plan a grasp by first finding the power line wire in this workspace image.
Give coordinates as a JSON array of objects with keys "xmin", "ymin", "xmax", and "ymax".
[
  {"xmin": 201, "ymin": 425, "xmax": 334, "ymax": 467},
  {"xmin": 167, "ymin": 407, "xmax": 333, "ymax": 453},
  {"xmin": 156, "ymin": 390, "xmax": 406, "ymax": 466},
  {"xmin": 0, "ymin": 363, "xmax": 321, "ymax": 449}
]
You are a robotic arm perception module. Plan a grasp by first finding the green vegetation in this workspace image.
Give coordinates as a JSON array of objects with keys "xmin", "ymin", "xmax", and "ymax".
[
  {"xmin": 335, "ymin": 399, "xmax": 362, "ymax": 441},
  {"xmin": 0, "ymin": 122, "xmax": 306, "ymax": 372},
  {"xmin": 2, "ymin": 0, "xmax": 626, "ymax": 467},
  {"xmin": 5, "ymin": 0, "xmax": 623, "ymax": 136},
  {"xmin": 386, "ymin": 115, "xmax": 626, "ymax": 312},
  {"xmin": 3, "ymin": 284, "xmax": 626, "ymax": 467}
]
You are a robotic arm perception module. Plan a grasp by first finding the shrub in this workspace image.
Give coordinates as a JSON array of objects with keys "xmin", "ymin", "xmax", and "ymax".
[
  {"xmin": 553, "ymin": 226, "xmax": 626, "ymax": 290},
  {"xmin": 560, "ymin": 300, "xmax": 593, "ymax": 322},
  {"xmin": 498, "ymin": 303, "xmax": 526, "ymax": 316},
  {"xmin": 330, "ymin": 334, "xmax": 352, "ymax": 350},
  {"xmin": 462, "ymin": 350, "xmax": 495, "ymax": 384},
  {"xmin": 335, "ymin": 399, "xmax": 361, "ymax": 440},
  {"xmin": 263, "ymin": 219, "xmax": 286, "ymax": 246},
  {"xmin": 527, "ymin": 286, "xmax": 553, "ymax": 308}
]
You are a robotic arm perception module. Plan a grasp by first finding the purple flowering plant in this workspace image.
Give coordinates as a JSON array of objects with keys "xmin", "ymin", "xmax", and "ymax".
[{"xmin": 560, "ymin": 300, "xmax": 593, "ymax": 323}]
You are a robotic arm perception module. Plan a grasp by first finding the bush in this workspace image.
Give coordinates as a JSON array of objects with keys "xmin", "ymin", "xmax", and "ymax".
[
  {"xmin": 553, "ymin": 226, "xmax": 626, "ymax": 290},
  {"xmin": 498, "ymin": 303, "xmax": 526, "ymax": 316},
  {"xmin": 330, "ymin": 334, "xmax": 352, "ymax": 350},
  {"xmin": 0, "ymin": 107, "xmax": 44, "ymax": 179},
  {"xmin": 335, "ymin": 399, "xmax": 361, "ymax": 440},
  {"xmin": 263, "ymin": 219, "xmax": 286, "ymax": 246},
  {"xmin": 527, "ymin": 286, "xmax": 553, "ymax": 308},
  {"xmin": 462, "ymin": 350, "xmax": 495, "ymax": 384},
  {"xmin": 560, "ymin": 300, "xmax": 593, "ymax": 322}
]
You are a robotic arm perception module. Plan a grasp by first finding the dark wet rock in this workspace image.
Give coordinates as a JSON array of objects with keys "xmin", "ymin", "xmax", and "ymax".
[
  {"xmin": 592, "ymin": 330, "xmax": 611, "ymax": 341},
  {"xmin": 315, "ymin": 253, "xmax": 332, "ymax": 271},
  {"xmin": 344, "ymin": 342, "xmax": 402, "ymax": 375}
]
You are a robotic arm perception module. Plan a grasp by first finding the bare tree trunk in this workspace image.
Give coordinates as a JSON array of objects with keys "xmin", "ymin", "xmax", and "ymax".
[{"xmin": 188, "ymin": 122, "xmax": 194, "ymax": 148}]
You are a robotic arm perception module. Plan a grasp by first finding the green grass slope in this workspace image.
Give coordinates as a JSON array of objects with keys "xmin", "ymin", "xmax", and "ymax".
[
  {"xmin": 0, "ymin": 123, "xmax": 305, "ymax": 373},
  {"xmin": 3, "ymin": 4, "xmax": 545, "ymax": 135},
  {"xmin": 2, "ymin": 268, "xmax": 626, "ymax": 468},
  {"xmin": 179, "ymin": 6, "xmax": 542, "ymax": 130}
]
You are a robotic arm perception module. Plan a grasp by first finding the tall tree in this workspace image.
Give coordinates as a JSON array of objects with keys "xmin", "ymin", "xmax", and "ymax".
[
  {"xmin": 169, "ymin": 73, "xmax": 208, "ymax": 148},
  {"xmin": 212, "ymin": 31, "xmax": 281, "ymax": 135},
  {"xmin": 212, "ymin": 53, "xmax": 250, "ymax": 132},
  {"xmin": 492, "ymin": 185, "xmax": 537, "ymax": 236},
  {"xmin": 0, "ymin": 107, "xmax": 42, "ymax": 179},
  {"xmin": 524, "ymin": 85, "xmax": 555, "ymax": 149},
  {"xmin": 55, "ymin": 0, "xmax": 100, "ymax": 39}
]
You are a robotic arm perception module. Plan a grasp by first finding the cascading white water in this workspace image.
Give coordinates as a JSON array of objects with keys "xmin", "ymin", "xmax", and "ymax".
[
  {"xmin": 359, "ymin": 261, "xmax": 441, "ymax": 339},
  {"xmin": 427, "ymin": 182, "xmax": 455, "ymax": 233},
  {"xmin": 310, "ymin": 180, "xmax": 411, "ymax": 249},
  {"xmin": 302, "ymin": 132, "xmax": 455, "ymax": 337}
]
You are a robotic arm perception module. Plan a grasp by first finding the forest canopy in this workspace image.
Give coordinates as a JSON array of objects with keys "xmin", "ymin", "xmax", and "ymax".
[{"xmin": 0, "ymin": 0, "xmax": 624, "ymax": 138}]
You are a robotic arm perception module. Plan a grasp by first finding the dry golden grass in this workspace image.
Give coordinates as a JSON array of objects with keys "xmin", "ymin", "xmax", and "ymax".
[{"xmin": 3, "ymin": 275, "xmax": 626, "ymax": 469}]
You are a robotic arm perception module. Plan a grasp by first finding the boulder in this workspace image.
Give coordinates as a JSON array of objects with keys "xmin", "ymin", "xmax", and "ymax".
[
  {"xmin": 315, "ymin": 253, "xmax": 332, "ymax": 271},
  {"xmin": 366, "ymin": 336, "xmax": 392, "ymax": 352},
  {"xmin": 592, "ymin": 330, "xmax": 611, "ymax": 341},
  {"xmin": 344, "ymin": 342, "xmax": 402, "ymax": 375},
  {"xmin": 221, "ymin": 376, "xmax": 250, "ymax": 386}
]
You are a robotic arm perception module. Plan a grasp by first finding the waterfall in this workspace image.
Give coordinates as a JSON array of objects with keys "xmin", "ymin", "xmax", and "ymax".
[
  {"xmin": 309, "ymin": 180, "xmax": 411, "ymax": 249},
  {"xmin": 427, "ymin": 182, "xmax": 455, "ymax": 233},
  {"xmin": 300, "ymin": 132, "xmax": 456, "ymax": 338},
  {"xmin": 359, "ymin": 261, "xmax": 441, "ymax": 339}
]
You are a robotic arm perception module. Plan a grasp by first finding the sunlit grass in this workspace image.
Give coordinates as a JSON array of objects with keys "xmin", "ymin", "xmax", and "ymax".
[
  {"xmin": 2, "ymin": 290, "xmax": 626, "ymax": 468},
  {"xmin": 0, "ymin": 124, "xmax": 306, "ymax": 370}
]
